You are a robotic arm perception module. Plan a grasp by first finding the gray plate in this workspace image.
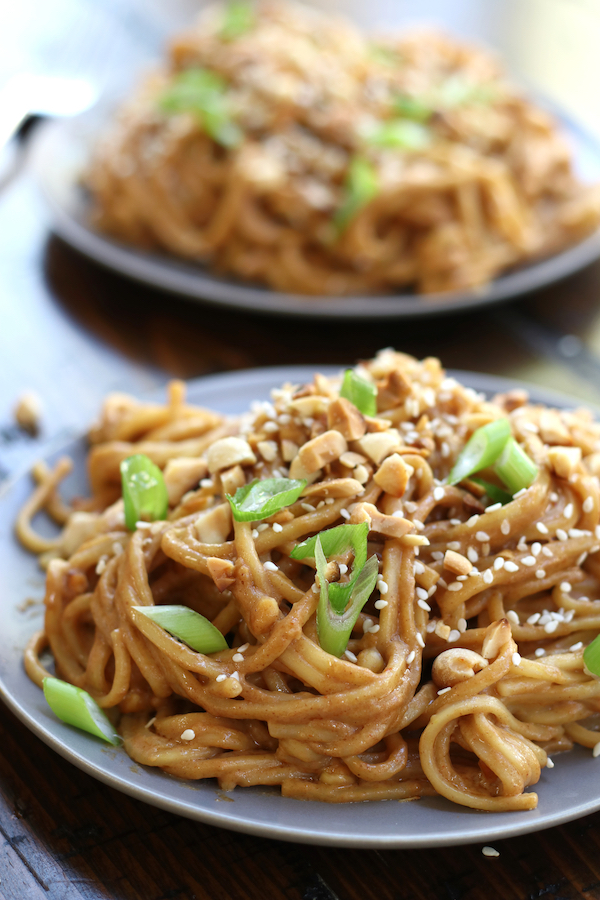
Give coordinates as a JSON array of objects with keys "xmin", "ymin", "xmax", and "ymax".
[
  {"xmin": 30, "ymin": 99, "xmax": 600, "ymax": 320},
  {"xmin": 1, "ymin": 365, "xmax": 600, "ymax": 847}
]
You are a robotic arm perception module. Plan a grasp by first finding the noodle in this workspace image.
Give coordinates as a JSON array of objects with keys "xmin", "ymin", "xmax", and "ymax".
[
  {"xmin": 19, "ymin": 350, "xmax": 600, "ymax": 809},
  {"xmin": 87, "ymin": 0, "xmax": 600, "ymax": 297}
]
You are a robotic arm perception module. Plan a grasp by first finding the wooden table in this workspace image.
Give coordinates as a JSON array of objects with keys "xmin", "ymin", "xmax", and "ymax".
[{"xmin": 6, "ymin": 54, "xmax": 600, "ymax": 896}]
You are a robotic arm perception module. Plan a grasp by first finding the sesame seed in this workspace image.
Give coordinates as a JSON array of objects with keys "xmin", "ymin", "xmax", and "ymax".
[
  {"xmin": 272, "ymin": 522, "xmax": 283, "ymax": 533},
  {"xmin": 522, "ymin": 556, "xmax": 536, "ymax": 567},
  {"xmin": 433, "ymin": 487, "xmax": 445, "ymax": 501},
  {"xmin": 136, "ymin": 520, "xmax": 152, "ymax": 530},
  {"xmin": 458, "ymin": 618, "xmax": 467, "ymax": 632},
  {"xmin": 467, "ymin": 515, "xmax": 479, "ymax": 526},
  {"xmin": 467, "ymin": 547, "xmax": 479, "ymax": 563},
  {"xmin": 112, "ymin": 542, "xmax": 123, "ymax": 556},
  {"xmin": 542, "ymin": 546, "xmax": 553, "ymax": 558},
  {"xmin": 238, "ymin": 643, "xmax": 249, "ymax": 652},
  {"xmin": 344, "ymin": 649, "xmax": 358, "ymax": 662},
  {"xmin": 252, "ymin": 529, "xmax": 259, "ymax": 539},
  {"xmin": 560, "ymin": 582, "xmax": 572, "ymax": 592},
  {"xmin": 368, "ymin": 624, "xmax": 380, "ymax": 633},
  {"xmin": 584, "ymin": 497, "xmax": 594, "ymax": 513},
  {"xmin": 378, "ymin": 580, "xmax": 389, "ymax": 595},
  {"xmin": 340, "ymin": 508, "xmax": 351, "ymax": 520},
  {"xmin": 450, "ymin": 518, "xmax": 462, "ymax": 525},
  {"xmin": 374, "ymin": 599, "xmax": 388, "ymax": 609},
  {"xmin": 513, "ymin": 488, "xmax": 527, "ymax": 499},
  {"xmin": 231, "ymin": 671, "xmax": 241, "ymax": 682},
  {"xmin": 494, "ymin": 557, "xmax": 505, "ymax": 570},
  {"xmin": 550, "ymin": 492, "xmax": 559, "ymax": 502},
  {"xmin": 407, "ymin": 650, "xmax": 416, "ymax": 663},
  {"xmin": 257, "ymin": 523, "xmax": 270, "ymax": 532},
  {"xmin": 512, "ymin": 652, "xmax": 522, "ymax": 666},
  {"xmin": 448, "ymin": 541, "xmax": 461, "ymax": 551},
  {"xmin": 535, "ymin": 648, "xmax": 546, "ymax": 657},
  {"xmin": 447, "ymin": 582, "xmax": 463, "ymax": 592},
  {"xmin": 476, "ymin": 531, "xmax": 490, "ymax": 542},
  {"xmin": 418, "ymin": 599, "xmax": 431, "ymax": 611},
  {"xmin": 570, "ymin": 642, "xmax": 583, "ymax": 652},
  {"xmin": 556, "ymin": 529, "xmax": 568, "ymax": 542},
  {"xmin": 593, "ymin": 743, "xmax": 600, "ymax": 758},
  {"xmin": 536, "ymin": 522, "xmax": 549, "ymax": 534},
  {"xmin": 404, "ymin": 501, "xmax": 418, "ymax": 513},
  {"xmin": 438, "ymin": 577, "xmax": 447, "ymax": 588},
  {"xmin": 457, "ymin": 575, "xmax": 468, "ymax": 582},
  {"xmin": 428, "ymin": 585, "xmax": 438, "ymax": 597},
  {"xmin": 536, "ymin": 570, "xmax": 546, "ymax": 579},
  {"xmin": 413, "ymin": 520, "xmax": 425, "ymax": 532},
  {"xmin": 564, "ymin": 503, "xmax": 574, "ymax": 518},
  {"xmin": 507, "ymin": 610, "xmax": 519, "ymax": 625},
  {"xmin": 181, "ymin": 729, "xmax": 195, "ymax": 741},
  {"xmin": 447, "ymin": 629, "xmax": 460, "ymax": 642},
  {"xmin": 482, "ymin": 847, "xmax": 500, "ymax": 858},
  {"xmin": 437, "ymin": 687, "xmax": 451, "ymax": 695},
  {"xmin": 416, "ymin": 633, "xmax": 425, "ymax": 648},
  {"xmin": 325, "ymin": 498, "xmax": 335, "ymax": 506},
  {"xmin": 301, "ymin": 503, "xmax": 315, "ymax": 513},
  {"xmin": 527, "ymin": 613, "xmax": 541, "ymax": 624},
  {"xmin": 596, "ymin": 525, "xmax": 600, "ymax": 540},
  {"xmin": 414, "ymin": 561, "xmax": 425, "ymax": 575},
  {"xmin": 216, "ymin": 674, "xmax": 227, "ymax": 683},
  {"xmin": 546, "ymin": 758, "xmax": 554, "ymax": 768},
  {"xmin": 431, "ymin": 551, "xmax": 444, "ymax": 561},
  {"xmin": 95, "ymin": 557, "xmax": 107, "ymax": 575},
  {"xmin": 200, "ymin": 478, "xmax": 213, "ymax": 488},
  {"xmin": 501, "ymin": 519, "xmax": 510, "ymax": 535},
  {"xmin": 531, "ymin": 542, "xmax": 541, "ymax": 556},
  {"xmin": 232, "ymin": 653, "xmax": 244, "ymax": 662},
  {"xmin": 264, "ymin": 561, "xmax": 278, "ymax": 572},
  {"xmin": 441, "ymin": 442, "xmax": 450, "ymax": 458},
  {"xmin": 363, "ymin": 619, "xmax": 373, "ymax": 633},
  {"xmin": 416, "ymin": 587, "xmax": 429, "ymax": 600},
  {"xmin": 517, "ymin": 536, "xmax": 528, "ymax": 551},
  {"xmin": 544, "ymin": 620, "xmax": 559, "ymax": 634},
  {"xmin": 569, "ymin": 528, "xmax": 586, "ymax": 538},
  {"xmin": 339, "ymin": 563, "xmax": 348, "ymax": 574},
  {"xmin": 486, "ymin": 502, "xmax": 502, "ymax": 513},
  {"xmin": 426, "ymin": 620, "xmax": 436, "ymax": 633},
  {"xmin": 504, "ymin": 561, "xmax": 519, "ymax": 573},
  {"xmin": 483, "ymin": 569, "xmax": 494, "ymax": 584},
  {"xmin": 578, "ymin": 552, "xmax": 588, "ymax": 566}
]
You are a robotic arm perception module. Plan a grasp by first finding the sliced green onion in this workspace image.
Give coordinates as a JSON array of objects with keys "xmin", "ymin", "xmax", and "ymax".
[
  {"xmin": 584, "ymin": 636, "xmax": 600, "ymax": 677},
  {"xmin": 133, "ymin": 605, "xmax": 228, "ymax": 654},
  {"xmin": 447, "ymin": 419, "xmax": 511, "ymax": 486},
  {"xmin": 339, "ymin": 369, "xmax": 377, "ymax": 417},
  {"xmin": 334, "ymin": 156, "xmax": 379, "ymax": 233},
  {"xmin": 393, "ymin": 93, "xmax": 433, "ymax": 122},
  {"xmin": 226, "ymin": 477, "xmax": 306, "ymax": 522},
  {"xmin": 364, "ymin": 119, "xmax": 430, "ymax": 150},
  {"xmin": 437, "ymin": 73, "xmax": 497, "ymax": 108},
  {"xmin": 220, "ymin": 0, "xmax": 255, "ymax": 41},
  {"xmin": 160, "ymin": 68, "xmax": 242, "ymax": 148},
  {"xmin": 120, "ymin": 454, "xmax": 168, "ymax": 531},
  {"xmin": 493, "ymin": 438, "xmax": 538, "ymax": 495},
  {"xmin": 43, "ymin": 677, "xmax": 120, "ymax": 745},
  {"xmin": 470, "ymin": 477, "xmax": 513, "ymax": 507},
  {"xmin": 291, "ymin": 522, "xmax": 369, "ymax": 613},
  {"xmin": 315, "ymin": 535, "xmax": 379, "ymax": 657}
]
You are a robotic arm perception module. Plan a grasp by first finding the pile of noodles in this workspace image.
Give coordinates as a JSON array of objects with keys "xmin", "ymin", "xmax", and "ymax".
[
  {"xmin": 86, "ymin": 0, "xmax": 600, "ymax": 297},
  {"xmin": 19, "ymin": 349, "xmax": 600, "ymax": 809}
]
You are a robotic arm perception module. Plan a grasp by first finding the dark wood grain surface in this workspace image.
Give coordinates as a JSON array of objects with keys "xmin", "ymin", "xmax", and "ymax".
[{"xmin": 4, "ymin": 3, "xmax": 600, "ymax": 890}]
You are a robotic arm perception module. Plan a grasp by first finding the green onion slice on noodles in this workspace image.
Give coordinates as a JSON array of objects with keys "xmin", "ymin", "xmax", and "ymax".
[
  {"xmin": 493, "ymin": 438, "xmax": 538, "ymax": 495},
  {"xmin": 584, "ymin": 636, "xmax": 600, "ymax": 677},
  {"xmin": 447, "ymin": 419, "xmax": 511, "ymax": 485},
  {"xmin": 334, "ymin": 156, "xmax": 379, "ymax": 233},
  {"xmin": 43, "ymin": 677, "xmax": 121, "ymax": 745},
  {"xmin": 339, "ymin": 369, "xmax": 377, "ymax": 417},
  {"xmin": 220, "ymin": 0, "xmax": 255, "ymax": 41},
  {"xmin": 226, "ymin": 477, "xmax": 306, "ymax": 522},
  {"xmin": 469, "ymin": 477, "xmax": 513, "ymax": 507},
  {"xmin": 120, "ymin": 454, "xmax": 168, "ymax": 531},
  {"xmin": 160, "ymin": 68, "xmax": 243, "ymax": 148},
  {"xmin": 133, "ymin": 605, "xmax": 228, "ymax": 654}
]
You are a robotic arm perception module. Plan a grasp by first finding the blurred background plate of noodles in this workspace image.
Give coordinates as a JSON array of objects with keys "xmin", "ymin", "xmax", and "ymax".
[{"xmin": 28, "ymin": 0, "xmax": 600, "ymax": 317}]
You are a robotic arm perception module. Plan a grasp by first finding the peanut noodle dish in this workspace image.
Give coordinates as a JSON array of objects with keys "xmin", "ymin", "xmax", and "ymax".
[
  {"xmin": 18, "ymin": 350, "xmax": 600, "ymax": 811},
  {"xmin": 86, "ymin": 0, "xmax": 600, "ymax": 297}
]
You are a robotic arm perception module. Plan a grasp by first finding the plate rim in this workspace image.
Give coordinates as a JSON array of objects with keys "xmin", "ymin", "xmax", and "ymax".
[
  {"xmin": 29, "ymin": 109, "xmax": 600, "ymax": 320},
  {"xmin": 2, "ymin": 363, "xmax": 600, "ymax": 848}
]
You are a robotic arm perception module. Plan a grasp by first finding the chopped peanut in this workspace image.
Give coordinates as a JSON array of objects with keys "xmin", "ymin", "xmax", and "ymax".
[
  {"xmin": 302, "ymin": 478, "xmax": 364, "ymax": 499},
  {"xmin": 194, "ymin": 503, "xmax": 232, "ymax": 544},
  {"xmin": 219, "ymin": 465, "xmax": 245, "ymax": 496},
  {"xmin": 373, "ymin": 453, "xmax": 413, "ymax": 496},
  {"xmin": 206, "ymin": 557, "xmax": 236, "ymax": 591},
  {"xmin": 281, "ymin": 440, "xmax": 299, "ymax": 462},
  {"xmin": 539, "ymin": 410, "xmax": 573, "ymax": 445},
  {"xmin": 327, "ymin": 397, "xmax": 366, "ymax": 441},
  {"xmin": 354, "ymin": 430, "xmax": 403, "ymax": 465},
  {"xmin": 164, "ymin": 457, "xmax": 209, "ymax": 505},
  {"xmin": 444, "ymin": 549, "xmax": 473, "ymax": 576},
  {"xmin": 377, "ymin": 369, "xmax": 411, "ymax": 410},
  {"xmin": 415, "ymin": 565, "xmax": 440, "ymax": 590},
  {"xmin": 289, "ymin": 430, "xmax": 347, "ymax": 479},
  {"xmin": 288, "ymin": 396, "xmax": 330, "ymax": 417},
  {"xmin": 434, "ymin": 621, "xmax": 452, "ymax": 641},
  {"xmin": 548, "ymin": 445, "xmax": 582, "ymax": 479},
  {"xmin": 206, "ymin": 437, "xmax": 256, "ymax": 474},
  {"xmin": 351, "ymin": 501, "xmax": 414, "ymax": 538},
  {"xmin": 340, "ymin": 450, "xmax": 367, "ymax": 468}
]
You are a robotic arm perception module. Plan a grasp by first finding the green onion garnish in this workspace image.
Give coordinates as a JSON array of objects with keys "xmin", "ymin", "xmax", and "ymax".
[
  {"xmin": 133, "ymin": 605, "xmax": 228, "ymax": 654},
  {"xmin": 493, "ymin": 438, "xmax": 539, "ymax": 495},
  {"xmin": 393, "ymin": 93, "xmax": 433, "ymax": 122},
  {"xmin": 220, "ymin": 0, "xmax": 255, "ymax": 41},
  {"xmin": 314, "ymin": 534, "xmax": 379, "ymax": 657},
  {"xmin": 437, "ymin": 73, "xmax": 497, "ymax": 108},
  {"xmin": 447, "ymin": 419, "xmax": 511, "ymax": 486},
  {"xmin": 120, "ymin": 454, "xmax": 168, "ymax": 531},
  {"xmin": 334, "ymin": 156, "xmax": 379, "ymax": 233},
  {"xmin": 470, "ymin": 477, "xmax": 513, "ymax": 507},
  {"xmin": 43, "ymin": 677, "xmax": 120, "ymax": 745},
  {"xmin": 339, "ymin": 369, "xmax": 377, "ymax": 417},
  {"xmin": 364, "ymin": 119, "xmax": 430, "ymax": 150},
  {"xmin": 291, "ymin": 523, "xmax": 369, "ymax": 613},
  {"xmin": 226, "ymin": 477, "xmax": 306, "ymax": 522},
  {"xmin": 160, "ymin": 68, "xmax": 242, "ymax": 148},
  {"xmin": 584, "ymin": 637, "xmax": 600, "ymax": 677}
]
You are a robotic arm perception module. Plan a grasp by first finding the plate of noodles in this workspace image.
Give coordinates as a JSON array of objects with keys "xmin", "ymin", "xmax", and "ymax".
[
  {"xmin": 30, "ymin": 0, "xmax": 600, "ymax": 318},
  {"xmin": 4, "ymin": 353, "xmax": 600, "ymax": 847}
]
